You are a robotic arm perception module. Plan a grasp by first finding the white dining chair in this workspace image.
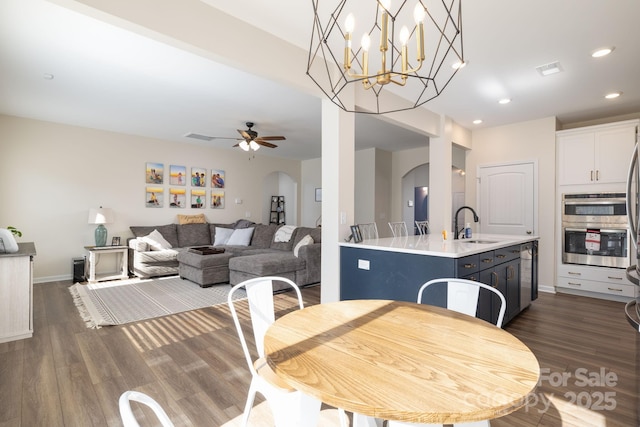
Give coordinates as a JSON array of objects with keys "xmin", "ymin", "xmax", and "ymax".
[
  {"xmin": 388, "ymin": 221, "xmax": 409, "ymax": 237},
  {"xmin": 386, "ymin": 278, "xmax": 507, "ymax": 427},
  {"xmin": 358, "ymin": 222, "xmax": 379, "ymax": 240},
  {"xmin": 414, "ymin": 220, "xmax": 430, "ymax": 235},
  {"xmin": 119, "ymin": 391, "xmax": 174, "ymax": 427},
  {"xmin": 417, "ymin": 278, "xmax": 506, "ymax": 328},
  {"xmin": 228, "ymin": 276, "xmax": 348, "ymax": 427}
]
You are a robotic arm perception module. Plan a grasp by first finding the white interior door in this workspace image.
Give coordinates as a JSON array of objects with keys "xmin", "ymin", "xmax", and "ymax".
[{"xmin": 477, "ymin": 162, "xmax": 536, "ymax": 236}]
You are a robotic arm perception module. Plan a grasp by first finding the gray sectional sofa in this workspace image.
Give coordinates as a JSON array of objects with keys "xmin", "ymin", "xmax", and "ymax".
[{"xmin": 128, "ymin": 220, "xmax": 321, "ymax": 288}]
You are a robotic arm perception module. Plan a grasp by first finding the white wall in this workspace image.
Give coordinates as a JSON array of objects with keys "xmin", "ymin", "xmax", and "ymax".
[
  {"xmin": 355, "ymin": 148, "xmax": 376, "ymax": 225},
  {"xmin": 375, "ymin": 149, "xmax": 392, "ymax": 236},
  {"xmin": 466, "ymin": 116, "xmax": 557, "ymax": 289},
  {"xmin": 301, "ymin": 158, "xmax": 322, "ymax": 227},
  {"xmin": 0, "ymin": 115, "xmax": 301, "ymax": 282}
]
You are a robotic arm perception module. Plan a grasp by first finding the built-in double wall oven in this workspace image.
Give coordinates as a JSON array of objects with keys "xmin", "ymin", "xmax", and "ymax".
[{"xmin": 562, "ymin": 192, "xmax": 630, "ymax": 269}]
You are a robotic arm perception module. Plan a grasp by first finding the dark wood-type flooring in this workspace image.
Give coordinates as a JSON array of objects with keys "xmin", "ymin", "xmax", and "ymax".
[{"xmin": 0, "ymin": 280, "xmax": 638, "ymax": 426}]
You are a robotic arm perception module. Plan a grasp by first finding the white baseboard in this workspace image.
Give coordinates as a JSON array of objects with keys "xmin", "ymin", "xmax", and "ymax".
[
  {"xmin": 34, "ymin": 274, "xmax": 72, "ymax": 284},
  {"xmin": 539, "ymin": 285, "xmax": 556, "ymax": 294}
]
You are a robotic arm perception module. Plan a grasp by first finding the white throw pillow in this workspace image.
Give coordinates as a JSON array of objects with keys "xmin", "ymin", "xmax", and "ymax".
[
  {"xmin": 213, "ymin": 227, "xmax": 234, "ymax": 246},
  {"xmin": 226, "ymin": 227, "xmax": 255, "ymax": 246},
  {"xmin": 141, "ymin": 229, "xmax": 172, "ymax": 251},
  {"xmin": 274, "ymin": 225, "xmax": 297, "ymax": 242},
  {"xmin": 294, "ymin": 234, "xmax": 314, "ymax": 257}
]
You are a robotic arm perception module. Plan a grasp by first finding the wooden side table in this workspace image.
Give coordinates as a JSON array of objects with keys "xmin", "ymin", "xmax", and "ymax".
[{"xmin": 84, "ymin": 245, "xmax": 129, "ymax": 283}]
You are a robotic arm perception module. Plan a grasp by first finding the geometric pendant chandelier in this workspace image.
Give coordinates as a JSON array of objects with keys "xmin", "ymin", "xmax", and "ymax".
[{"xmin": 307, "ymin": 0, "xmax": 464, "ymax": 114}]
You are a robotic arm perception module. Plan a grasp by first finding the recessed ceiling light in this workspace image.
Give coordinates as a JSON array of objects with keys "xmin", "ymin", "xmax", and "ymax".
[
  {"xmin": 473, "ymin": 119, "xmax": 483, "ymax": 125},
  {"xmin": 605, "ymin": 92, "xmax": 622, "ymax": 99},
  {"xmin": 452, "ymin": 61, "xmax": 467, "ymax": 70},
  {"xmin": 498, "ymin": 98, "xmax": 511, "ymax": 105},
  {"xmin": 535, "ymin": 61, "xmax": 562, "ymax": 76},
  {"xmin": 43, "ymin": 73, "xmax": 54, "ymax": 80},
  {"xmin": 592, "ymin": 47, "xmax": 615, "ymax": 58}
]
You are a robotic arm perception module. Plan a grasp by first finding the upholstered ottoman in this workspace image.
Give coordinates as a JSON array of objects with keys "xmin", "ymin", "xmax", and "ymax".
[
  {"xmin": 177, "ymin": 250, "xmax": 233, "ymax": 287},
  {"xmin": 228, "ymin": 252, "xmax": 305, "ymax": 290}
]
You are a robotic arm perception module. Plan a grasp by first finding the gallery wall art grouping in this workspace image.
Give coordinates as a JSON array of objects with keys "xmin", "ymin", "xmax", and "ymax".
[{"xmin": 145, "ymin": 162, "xmax": 225, "ymax": 209}]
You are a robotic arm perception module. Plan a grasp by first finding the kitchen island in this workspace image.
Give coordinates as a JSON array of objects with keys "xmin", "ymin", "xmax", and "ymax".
[{"xmin": 340, "ymin": 234, "xmax": 538, "ymax": 325}]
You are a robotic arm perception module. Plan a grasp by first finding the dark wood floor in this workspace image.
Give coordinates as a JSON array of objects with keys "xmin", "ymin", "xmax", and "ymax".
[{"xmin": 0, "ymin": 280, "xmax": 638, "ymax": 427}]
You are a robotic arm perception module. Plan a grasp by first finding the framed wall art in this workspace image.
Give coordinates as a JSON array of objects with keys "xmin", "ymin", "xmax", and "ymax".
[
  {"xmin": 146, "ymin": 187, "xmax": 163, "ymax": 208},
  {"xmin": 211, "ymin": 190, "xmax": 225, "ymax": 209},
  {"xmin": 191, "ymin": 189, "xmax": 206, "ymax": 209},
  {"xmin": 170, "ymin": 165, "xmax": 186, "ymax": 185},
  {"xmin": 146, "ymin": 162, "xmax": 164, "ymax": 184},
  {"xmin": 191, "ymin": 167, "xmax": 206, "ymax": 187},
  {"xmin": 211, "ymin": 169, "xmax": 225, "ymax": 188},
  {"xmin": 170, "ymin": 188, "xmax": 186, "ymax": 208}
]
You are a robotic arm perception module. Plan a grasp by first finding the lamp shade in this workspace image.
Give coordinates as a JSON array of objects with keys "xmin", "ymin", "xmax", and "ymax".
[{"xmin": 88, "ymin": 207, "xmax": 114, "ymax": 224}]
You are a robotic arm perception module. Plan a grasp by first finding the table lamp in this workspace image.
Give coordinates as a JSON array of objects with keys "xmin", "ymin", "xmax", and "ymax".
[{"xmin": 88, "ymin": 207, "xmax": 114, "ymax": 246}]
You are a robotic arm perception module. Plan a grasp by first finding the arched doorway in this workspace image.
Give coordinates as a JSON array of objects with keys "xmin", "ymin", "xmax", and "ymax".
[
  {"xmin": 401, "ymin": 163, "xmax": 466, "ymax": 234},
  {"xmin": 262, "ymin": 171, "xmax": 297, "ymax": 225}
]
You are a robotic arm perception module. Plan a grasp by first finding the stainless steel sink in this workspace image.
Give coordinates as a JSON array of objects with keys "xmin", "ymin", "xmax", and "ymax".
[{"xmin": 463, "ymin": 240, "xmax": 499, "ymax": 244}]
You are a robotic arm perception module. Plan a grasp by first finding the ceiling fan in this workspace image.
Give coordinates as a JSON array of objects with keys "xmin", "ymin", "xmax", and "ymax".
[{"xmin": 214, "ymin": 122, "xmax": 286, "ymax": 151}]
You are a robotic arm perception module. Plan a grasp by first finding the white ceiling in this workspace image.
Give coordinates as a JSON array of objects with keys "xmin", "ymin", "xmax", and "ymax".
[{"xmin": 1, "ymin": 0, "xmax": 639, "ymax": 160}]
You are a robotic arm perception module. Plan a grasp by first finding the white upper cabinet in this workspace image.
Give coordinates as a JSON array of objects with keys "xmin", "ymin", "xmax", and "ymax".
[{"xmin": 557, "ymin": 120, "xmax": 638, "ymax": 186}]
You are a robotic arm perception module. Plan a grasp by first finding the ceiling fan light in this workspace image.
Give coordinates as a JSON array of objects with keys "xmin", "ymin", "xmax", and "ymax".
[
  {"xmin": 249, "ymin": 140, "xmax": 260, "ymax": 151},
  {"xmin": 239, "ymin": 140, "xmax": 250, "ymax": 151}
]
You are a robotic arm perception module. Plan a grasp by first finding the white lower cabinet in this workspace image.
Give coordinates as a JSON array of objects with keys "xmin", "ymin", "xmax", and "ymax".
[
  {"xmin": 557, "ymin": 263, "xmax": 637, "ymax": 300},
  {"xmin": 0, "ymin": 242, "xmax": 36, "ymax": 343}
]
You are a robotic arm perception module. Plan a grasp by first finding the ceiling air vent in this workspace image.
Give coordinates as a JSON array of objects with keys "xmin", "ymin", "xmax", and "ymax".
[
  {"xmin": 184, "ymin": 132, "xmax": 214, "ymax": 141},
  {"xmin": 535, "ymin": 61, "xmax": 562, "ymax": 76}
]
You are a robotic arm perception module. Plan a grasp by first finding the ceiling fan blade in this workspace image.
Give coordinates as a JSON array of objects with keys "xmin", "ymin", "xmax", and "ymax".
[
  {"xmin": 257, "ymin": 140, "xmax": 278, "ymax": 148},
  {"xmin": 210, "ymin": 136, "xmax": 243, "ymax": 141},
  {"xmin": 237, "ymin": 129, "xmax": 252, "ymax": 140},
  {"xmin": 256, "ymin": 136, "xmax": 286, "ymax": 141}
]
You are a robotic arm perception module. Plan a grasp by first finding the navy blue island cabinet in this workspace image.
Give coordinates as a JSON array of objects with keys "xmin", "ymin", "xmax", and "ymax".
[{"xmin": 340, "ymin": 240, "xmax": 538, "ymax": 325}]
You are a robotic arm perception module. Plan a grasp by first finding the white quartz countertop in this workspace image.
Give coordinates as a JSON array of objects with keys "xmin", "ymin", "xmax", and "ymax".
[{"xmin": 339, "ymin": 233, "xmax": 538, "ymax": 258}]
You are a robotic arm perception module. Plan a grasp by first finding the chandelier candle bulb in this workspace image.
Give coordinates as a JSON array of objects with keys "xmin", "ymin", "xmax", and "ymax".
[
  {"xmin": 414, "ymin": 4, "xmax": 425, "ymax": 61},
  {"xmin": 400, "ymin": 27, "xmax": 409, "ymax": 74},
  {"xmin": 379, "ymin": 0, "xmax": 390, "ymax": 52},
  {"xmin": 344, "ymin": 13, "xmax": 354, "ymax": 69}
]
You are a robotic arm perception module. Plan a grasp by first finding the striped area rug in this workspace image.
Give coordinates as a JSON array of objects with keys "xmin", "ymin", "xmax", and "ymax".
[{"xmin": 69, "ymin": 276, "xmax": 245, "ymax": 328}]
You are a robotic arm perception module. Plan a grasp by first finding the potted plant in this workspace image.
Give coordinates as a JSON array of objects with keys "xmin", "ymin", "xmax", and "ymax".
[{"xmin": 7, "ymin": 226, "xmax": 22, "ymax": 238}]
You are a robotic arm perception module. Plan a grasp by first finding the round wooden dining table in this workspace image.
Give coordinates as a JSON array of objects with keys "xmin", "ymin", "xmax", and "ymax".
[{"xmin": 264, "ymin": 299, "xmax": 540, "ymax": 425}]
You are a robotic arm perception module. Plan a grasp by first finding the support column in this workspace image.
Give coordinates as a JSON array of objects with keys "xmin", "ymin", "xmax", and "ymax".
[
  {"xmin": 321, "ymin": 99, "xmax": 355, "ymax": 303},
  {"xmin": 429, "ymin": 116, "xmax": 454, "ymax": 237}
]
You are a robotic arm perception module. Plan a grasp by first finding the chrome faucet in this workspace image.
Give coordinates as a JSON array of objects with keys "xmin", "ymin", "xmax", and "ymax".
[{"xmin": 454, "ymin": 206, "xmax": 479, "ymax": 239}]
